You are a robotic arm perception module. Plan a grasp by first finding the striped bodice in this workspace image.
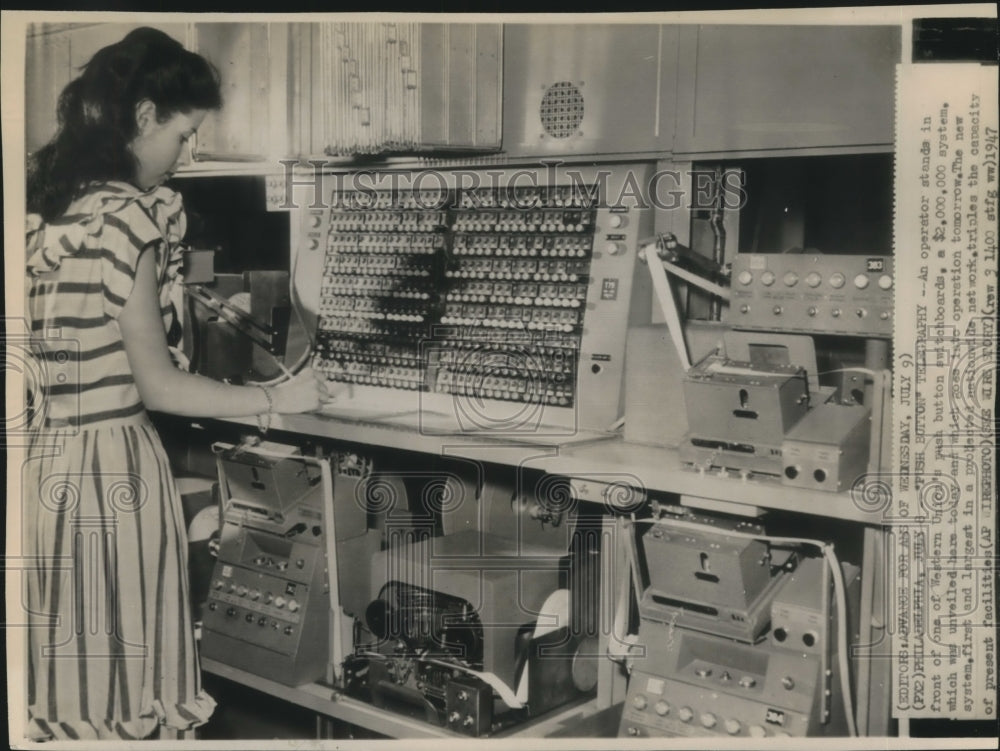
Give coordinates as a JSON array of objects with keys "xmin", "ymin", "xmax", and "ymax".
[{"xmin": 26, "ymin": 182, "xmax": 186, "ymax": 429}]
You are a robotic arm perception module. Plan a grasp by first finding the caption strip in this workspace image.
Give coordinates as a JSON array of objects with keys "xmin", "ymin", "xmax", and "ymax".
[{"xmin": 892, "ymin": 62, "xmax": 998, "ymax": 720}]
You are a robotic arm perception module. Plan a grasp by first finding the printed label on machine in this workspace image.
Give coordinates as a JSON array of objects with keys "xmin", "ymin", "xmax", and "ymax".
[{"xmin": 892, "ymin": 63, "xmax": 997, "ymax": 720}]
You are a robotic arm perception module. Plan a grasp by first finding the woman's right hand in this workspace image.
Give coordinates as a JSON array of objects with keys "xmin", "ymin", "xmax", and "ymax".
[{"xmin": 270, "ymin": 367, "xmax": 334, "ymax": 414}]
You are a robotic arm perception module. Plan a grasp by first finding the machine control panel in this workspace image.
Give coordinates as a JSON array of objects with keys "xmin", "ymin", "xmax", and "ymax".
[{"xmin": 727, "ymin": 254, "xmax": 893, "ymax": 337}]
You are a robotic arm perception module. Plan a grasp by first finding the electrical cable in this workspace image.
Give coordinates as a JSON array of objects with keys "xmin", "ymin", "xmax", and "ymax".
[{"xmin": 249, "ymin": 222, "xmax": 317, "ymax": 386}]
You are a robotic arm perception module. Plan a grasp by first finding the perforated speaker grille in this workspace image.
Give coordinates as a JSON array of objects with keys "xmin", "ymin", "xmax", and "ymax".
[{"xmin": 540, "ymin": 81, "xmax": 584, "ymax": 139}]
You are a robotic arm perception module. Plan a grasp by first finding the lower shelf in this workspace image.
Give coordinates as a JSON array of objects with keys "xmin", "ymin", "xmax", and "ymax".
[{"xmin": 200, "ymin": 657, "xmax": 606, "ymax": 739}]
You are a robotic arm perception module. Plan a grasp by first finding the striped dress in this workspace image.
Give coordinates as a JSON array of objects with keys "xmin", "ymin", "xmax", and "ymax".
[{"xmin": 23, "ymin": 181, "xmax": 216, "ymax": 740}]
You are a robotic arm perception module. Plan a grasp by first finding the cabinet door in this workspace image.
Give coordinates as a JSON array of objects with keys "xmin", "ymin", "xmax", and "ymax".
[
  {"xmin": 193, "ymin": 23, "xmax": 285, "ymax": 161},
  {"xmin": 420, "ymin": 24, "xmax": 502, "ymax": 150},
  {"xmin": 674, "ymin": 25, "xmax": 901, "ymax": 155},
  {"xmin": 503, "ymin": 24, "xmax": 676, "ymax": 158}
]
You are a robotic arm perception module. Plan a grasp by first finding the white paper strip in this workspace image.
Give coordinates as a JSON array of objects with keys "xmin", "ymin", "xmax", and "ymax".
[
  {"xmin": 642, "ymin": 246, "xmax": 692, "ymax": 372},
  {"xmin": 891, "ymin": 62, "xmax": 998, "ymax": 721}
]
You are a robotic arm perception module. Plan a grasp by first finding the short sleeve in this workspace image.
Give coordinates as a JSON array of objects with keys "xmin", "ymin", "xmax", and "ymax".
[{"xmin": 97, "ymin": 202, "xmax": 166, "ymax": 320}]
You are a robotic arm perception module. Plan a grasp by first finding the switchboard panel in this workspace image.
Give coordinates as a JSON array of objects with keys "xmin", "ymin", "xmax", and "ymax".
[{"xmin": 290, "ymin": 165, "xmax": 652, "ymax": 435}]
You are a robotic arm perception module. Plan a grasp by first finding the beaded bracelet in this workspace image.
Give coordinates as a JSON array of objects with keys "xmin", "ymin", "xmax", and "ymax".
[{"xmin": 255, "ymin": 384, "xmax": 274, "ymax": 435}]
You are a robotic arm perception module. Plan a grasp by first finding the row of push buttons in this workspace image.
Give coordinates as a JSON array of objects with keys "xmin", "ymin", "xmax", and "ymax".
[
  {"xmin": 321, "ymin": 191, "xmax": 447, "ymax": 211},
  {"xmin": 736, "ymin": 269, "xmax": 893, "ymax": 291},
  {"xmin": 736, "ymin": 304, "xmax": 891, "ymax": 321},
  {"xmin": 213, "ymin": 580, "xmax": 300, "ymax": 612},
  {"xmin": 208, "ymin": 603, "xmax": 297, "ymax": 635},
  {"xmin": 457, "ymin": 187, "xmax": 594, "ymax": 209},
  {"xmin": 629, "ymin": 693, "xmax": 785, "ymax": 737}
]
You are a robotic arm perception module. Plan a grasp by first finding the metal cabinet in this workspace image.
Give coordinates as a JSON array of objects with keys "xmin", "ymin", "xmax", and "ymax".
[
  {"xmin": 502, "ymin": 24, "xmax": 677, "ymax": 158},
  {"xmin": 192, "ymin": 23, "xmax": 288, "ymax": 161},
  {"xmin": 673, "ymin": 25, "xmax": 901, "ymax": 155}
]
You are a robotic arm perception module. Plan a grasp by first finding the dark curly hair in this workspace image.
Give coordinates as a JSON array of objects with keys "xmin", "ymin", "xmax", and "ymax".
[{"xmin": 27, "ymin": 27, "xmax": 222, "ymax": 221}]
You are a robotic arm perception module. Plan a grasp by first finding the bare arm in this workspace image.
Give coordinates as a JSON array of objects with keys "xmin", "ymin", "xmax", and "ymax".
[{"xmin": 119, "ymin": 247, "xmax": 328, "ymax": 417}]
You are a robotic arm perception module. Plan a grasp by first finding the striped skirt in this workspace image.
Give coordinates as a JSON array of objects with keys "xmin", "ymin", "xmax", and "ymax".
[{"xmin": 23, "ymin": 413, "xmax": 216, "ymax": 740}]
